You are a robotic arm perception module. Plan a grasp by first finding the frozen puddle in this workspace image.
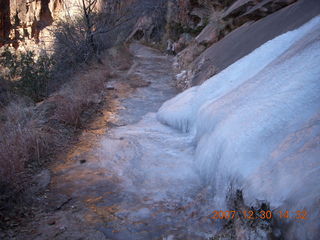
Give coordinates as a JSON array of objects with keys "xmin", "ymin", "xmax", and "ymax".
[{"xmin": 100, "ymin": 113, "xmax": 199, "ymax": 197}]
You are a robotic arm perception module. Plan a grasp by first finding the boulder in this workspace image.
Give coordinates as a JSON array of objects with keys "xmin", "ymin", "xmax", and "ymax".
[
  {"xmin": 31, "ymin": 169, "xmax": 51, "ymax": 193},
  {"xmin": 173, "ymin": 33, "xmax": 194, "ymax": 53},
  {"xmin": 195, "ymin": 21, "xmax": 219, "ymax": 46},
  {"xmin": 173, "ymin": 42, "xmax": 205, "ymax": 73}
]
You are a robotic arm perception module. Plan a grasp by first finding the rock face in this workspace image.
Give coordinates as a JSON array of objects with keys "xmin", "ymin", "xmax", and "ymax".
[
  {"xmin": 0, "ymin": 0, "xmax": 11, "ymax": 47},
  {"xmin": 168, "ymin": 0, "xmax": 320, "ymax": 90},
  {"xmin": 189, "ymin": 0, "xmax": 320, "ymax": 86},
  {"xmin": 0, "ymin": 0, "xmax": 65, "ymax": 48},
  {"xmin": 126, "ymin": 0, "xmax": 168, "ymax": 43},
  {"xmin": 0, "ymin": 0, "xmax": 138, "ymax": 49}
]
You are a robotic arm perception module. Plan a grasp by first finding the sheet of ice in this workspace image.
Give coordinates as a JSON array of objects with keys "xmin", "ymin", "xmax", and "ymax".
[
  {"xmin": 157, "ymin": 16, "xmax": 320, "ymax": 239},
  {"xmin": 157, "ymin": 16, "xmax": 320, "ymax": 133},
  {"xmin": 99, "ymin": 112, "xmax": 199, "ymax": 199}
]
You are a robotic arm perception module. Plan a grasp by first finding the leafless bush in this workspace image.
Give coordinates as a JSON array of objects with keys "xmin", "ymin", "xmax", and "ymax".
[
  {"xmin": 0, "ymin": 0, "xmax": 136, "ymax": 218},
  {"xmin": 51, "ymin": 0, "xmax": 136, "ymax": 79},
  {"xmin": 53, "ymin": 69, "xmax": 108, "ymax": 127},
  {"xmin": 0, "ymin": 50, "xmax": 111, "ymax": 200},
  {"xmin": 0, "ymin": 69, "xmax": 108, "ymax": 203},
  {"xmin": 0, "ymin": 100, "xmax": 51, "ymax": 198}
]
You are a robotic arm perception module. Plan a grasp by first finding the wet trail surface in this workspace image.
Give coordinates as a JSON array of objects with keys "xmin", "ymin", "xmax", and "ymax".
[{"xmin": 33, "ymin": 44, "xmax": 217, "ymax": 240}]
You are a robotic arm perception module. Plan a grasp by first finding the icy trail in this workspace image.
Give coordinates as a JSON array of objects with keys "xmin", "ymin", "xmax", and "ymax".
[
  {"xmin": 25, "ymin": 18, "xmax": 320, "ymax": 238},
  {"xmin": 25, "ymin": 44, "xmax": 217, "ymax": 240},
  {"xmin": 96, "ymin": 44, "xmax": 215, "ymax": 239},
  {"xmin": 158, "ymin": 16, "xmax": 320, "ymax": 239}
]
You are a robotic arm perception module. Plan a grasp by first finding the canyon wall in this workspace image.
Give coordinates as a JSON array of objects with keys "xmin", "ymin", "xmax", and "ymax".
[
  {"xmin": 0, "ymin": 0, "xmax": 137, "ymax": 50},
  {"xmin": 0, "ymin": 0, "xmax": 66, "ymax": 49},
  {"xmin": 124, "ymin": 0, "xmax": 319, "ymax": 89},
  {"xmin": 166, "ymin": 0, "xmax": 320, "ymax": 89},
  {"xmin": 2, "ymin": 0, "xmax": 319, "ymax": 84}
]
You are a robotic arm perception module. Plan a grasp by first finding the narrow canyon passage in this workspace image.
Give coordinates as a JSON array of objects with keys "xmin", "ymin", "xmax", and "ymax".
[
  {"xmin": 2, "ymin": 1, "xmax": 319, "ymax": 239},
  {"xmin": 30, "ymin": 44, "xmax": 216, "ymax": 240}
]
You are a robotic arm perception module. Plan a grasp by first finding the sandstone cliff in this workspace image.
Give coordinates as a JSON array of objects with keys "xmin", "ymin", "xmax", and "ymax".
[
  {"xmin": 0, "ymin": 0, "xmax": 137, "ymax": 49},
  {"xmin": 0, "ymin": 0, "xmax": 66, "ymax": 48}
]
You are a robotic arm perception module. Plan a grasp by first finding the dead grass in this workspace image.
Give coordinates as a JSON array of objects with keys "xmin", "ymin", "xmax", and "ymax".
[
  {"xmin": 53, "ymin": 69, "xmax": 109, "ymax": 127},
  {"xmin": 0, "ymin": 100, "xmax": 50, "ymax": 198},
  {"xmin": 0, "ymin": 46, "xmax": 133, "ymax": 233},
  {"xmin": 50, "ymin": 46, "xmax": 131, "ymax": 128},
  {"xmin": 103, "ymin": 44, "xmax": 133, "ymax": 71},
  {"xmin": 0, "ymin": 68, "xmax": 110, "ymax": 203}
]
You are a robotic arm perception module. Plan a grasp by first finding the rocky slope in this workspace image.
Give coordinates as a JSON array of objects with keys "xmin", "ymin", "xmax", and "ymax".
[
  {"xmin": 124, "ymin": 0, "xmax": 319, "ymax": 89},
  {"xmin": 160, "ymin": 0, "xmax": 320, "ymax": 89}
]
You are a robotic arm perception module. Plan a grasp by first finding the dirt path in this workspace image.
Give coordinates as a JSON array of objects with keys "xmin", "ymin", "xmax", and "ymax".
[{"xmin": 14, "ymin": 44, "xmax": 217, "ymax": 240}]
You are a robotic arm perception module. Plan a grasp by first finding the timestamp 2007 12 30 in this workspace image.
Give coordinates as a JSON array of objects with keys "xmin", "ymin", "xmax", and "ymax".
[{"xmin": 210, "ymin": 210, "xmax": 308, "ymax": 221}]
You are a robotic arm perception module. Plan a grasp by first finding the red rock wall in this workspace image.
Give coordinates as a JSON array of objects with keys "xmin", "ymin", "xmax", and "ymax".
[
  {"xmin": 0, "ymin": 0, "xmax": 61, "ymax": 48},
  {"xmin": 171, "ymin": 0, "xmax": 315, "ymax": 90},
  {"xmin": 0, "ymin": 0, "xmax": 137, "ymax": 48},
  {"xmin": 0, "ymin": 0, "xmax": 11, "ymax": 47}
]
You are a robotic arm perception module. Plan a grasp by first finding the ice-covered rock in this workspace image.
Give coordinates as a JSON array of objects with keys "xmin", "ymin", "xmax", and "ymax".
[{"xmin": 157, "ymin": 16, "xmax": 320, "ymax": 239}]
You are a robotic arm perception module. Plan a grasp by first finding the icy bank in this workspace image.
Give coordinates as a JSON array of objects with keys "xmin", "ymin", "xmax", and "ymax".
[{"xmin": 157, "ymin": 16, "xmax": 320, "ymax": 239}]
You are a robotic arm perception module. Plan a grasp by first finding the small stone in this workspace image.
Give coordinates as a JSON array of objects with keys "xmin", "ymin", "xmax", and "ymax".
[
  {"xmin": 80, "ymin": 159, "xmax": 86, "ymax": 164},
  {"xmin": 31, "ymin": 170, "xmax": 51, "ymax": 193},
  {"xmin": 47, "ymin": 220, "xmax": 56, "ymax": 225},
  {"xmin": 106, "ymin": 84, "xmax": 115, "ymax": 90},
  {"xmin": 59, "ymin": 226, "xmax": 66, "ymax": 231}
]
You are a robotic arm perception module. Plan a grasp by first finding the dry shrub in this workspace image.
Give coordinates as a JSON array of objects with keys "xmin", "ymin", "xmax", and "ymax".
[
  {"xmin": 103, "ymin": 45, "xmax": 133, "ymax": 71},
  {"xmin": 52, "ymin": 69, "xmax": 108, "ymax": 127},
  {"xmin": 0, "ymin": 68, "xmax": 108, "ymax": 193},
  {"xmin": 51, "ymin": 94, "xmax": 83, "ymax": 127},
  {"xmin": 0, "ymin": 100, "xmax": 51, "ymax": 198},
  {"xmin": 0, "ymin": 47, "xmax": 114, "ymax": 211}
]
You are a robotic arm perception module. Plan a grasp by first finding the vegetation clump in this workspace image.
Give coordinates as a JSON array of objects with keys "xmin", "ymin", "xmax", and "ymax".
[
  {"xmin": 0, "ymin": 48, "xmax": 53, "ymax": 102},
  {"xmin": 0, "ymin": 0, "xmax": 135, "ymax": 221}
]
